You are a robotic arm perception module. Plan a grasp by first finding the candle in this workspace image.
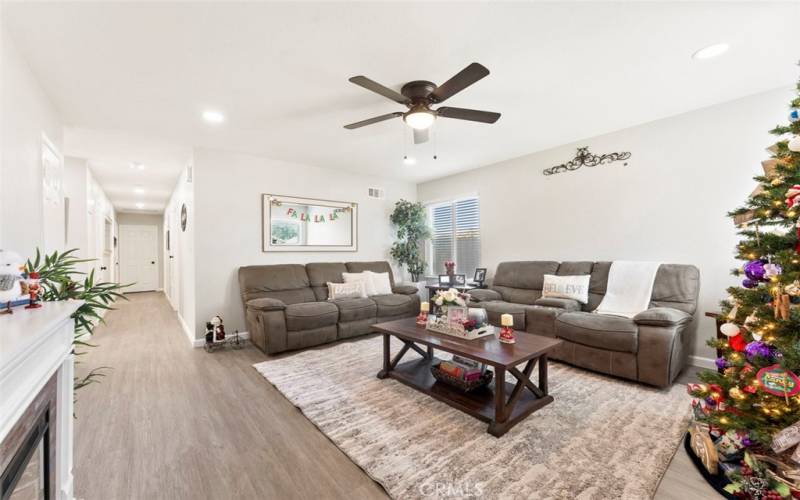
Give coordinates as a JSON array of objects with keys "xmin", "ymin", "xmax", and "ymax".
[
  {"xmin": 420, "ymin": 302, "xmax": 430, "ymax": 312},
  {"xmin": 501, "ymin": 313, "xmax": 513, "ymax": 327}
]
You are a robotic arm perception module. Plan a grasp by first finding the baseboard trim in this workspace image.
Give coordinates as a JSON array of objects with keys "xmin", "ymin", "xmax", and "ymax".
[
  {"xmin": 177, "ymin": 314, "xmax": 194, "ymax": 346},
  {"xmin": 192, "ymin": 331, "xmax": 250, "ymax": 348},
  {"xmin": 689, "ymin": 355, "xmax": 716, "ymax": 370}
]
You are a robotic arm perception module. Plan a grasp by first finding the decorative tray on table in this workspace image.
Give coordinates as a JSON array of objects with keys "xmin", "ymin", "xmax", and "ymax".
[{"xmin": 425, "ymin": 315, "xmax": 497, "ymax": 340}]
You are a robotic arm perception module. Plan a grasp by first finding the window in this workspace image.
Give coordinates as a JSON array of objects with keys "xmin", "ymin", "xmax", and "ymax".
[{"xmin": 427, "ymin": 197, "xmax": 481, "ymax": 277}]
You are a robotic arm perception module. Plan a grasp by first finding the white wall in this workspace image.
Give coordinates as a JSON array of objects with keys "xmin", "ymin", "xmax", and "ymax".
[
  {"xmin": 116, "ymin": 212, "xmax": 164, "ymax": 289},
  {"xmin": 163, "ymin": 163, "xmax": 195, "ymax": 341},
  {"xmin": 192, "ymin": 148, "xmax": 417, "ymax": 341},
  {"xmin": 0, "ymin": 24, "xmax": 64, "ymax": 258},
  {"xmin": 418, "ymin": 87, "xmax": 794, "ymax": 361}
]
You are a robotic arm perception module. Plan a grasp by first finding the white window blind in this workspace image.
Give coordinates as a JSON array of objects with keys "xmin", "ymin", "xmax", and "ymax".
[{"xmin": 427, "ymin": 197, "xmax": 481, "ymax": 277}]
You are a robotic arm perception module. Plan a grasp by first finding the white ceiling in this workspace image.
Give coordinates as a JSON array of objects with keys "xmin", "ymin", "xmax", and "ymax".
[{"xmin": 5, "ymin": 2, "xmax": 800, "ymax": 213}]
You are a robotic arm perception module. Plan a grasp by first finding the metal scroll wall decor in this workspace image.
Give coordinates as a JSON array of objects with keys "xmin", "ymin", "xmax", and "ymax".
[{"xmin": 542, "ymin": 147, "xmax": 631, "ymax": 176}]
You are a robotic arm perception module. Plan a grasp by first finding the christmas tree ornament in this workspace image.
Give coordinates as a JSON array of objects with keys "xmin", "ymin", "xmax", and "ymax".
[
  {"xmin": 745, "ymin": 341, "xmax": 774, "ymax": 361},
  {"xmin": 729, "ymin": 333, "xmax": 747, "ymax": 352},
  {"xmin": 742, "ymin": 278, "xmax": 758, "ymax": 289},
  {"xmin": 715, "ymin": 357, "xmax": 729, "ymax": 370},
  {"xmin": 744, "ymin": 313, "xmax": 759, "ymax": 328},
  {"xmin": 786, "ymin": 185, "xmax": 800, "ymax": 207},
  {"xmin": 744, "ymin": 259, "xmax": 768, "ymax": 281},
  {"xmin": 789, "ymin": 134, "xmax": 800, "ymax": 153},
  {"xmin": 764, "ymin": 263, "xmax": 782, "ymax": 278},
  {"xmin": 756, "ymin": 364, "xmax": 800, "ymax": 397},
  {"xmin": 790, "ymin": 107, "xmax": 800, "ymax": 123},
  {"xmin": 720, "ymin": 322, "xmax": 741, "ymax": 337}
]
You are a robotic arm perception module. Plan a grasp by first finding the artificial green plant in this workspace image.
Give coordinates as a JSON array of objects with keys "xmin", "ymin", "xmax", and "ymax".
[{"xmin": 389, "ymin": 199, "xmax": 431, "ymax": 282}]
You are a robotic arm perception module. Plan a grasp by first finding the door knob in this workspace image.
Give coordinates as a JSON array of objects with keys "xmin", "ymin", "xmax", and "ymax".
[
  {"xmin": 100, "ymin": 266, "xmax": 107, "ymax": 270},
  {"xmin": 151, "ymin": 261, "xmax": 155, "ymax": 264}
]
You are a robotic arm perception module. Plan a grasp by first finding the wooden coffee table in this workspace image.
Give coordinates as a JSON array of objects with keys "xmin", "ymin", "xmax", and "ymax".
[{"xmin": 373, "ymin": 318, "xmax": 563, "ymax": 437}]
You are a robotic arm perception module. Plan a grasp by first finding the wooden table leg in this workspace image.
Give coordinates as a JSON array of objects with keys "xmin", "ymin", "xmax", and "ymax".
[
  {"xmin": 427, "ymin": 346, "xmax": 434, "ymax": 360},
  {"xmin": 488, "ymin": 366, "xmax": 507, "ymax": 437},
  {"xmin": 539, "ymin": 354, "xmax": 548, "ymax": 395},
  {"xmin": 377, "ymin": 334, "xmax": 391, "ymax": 379}
]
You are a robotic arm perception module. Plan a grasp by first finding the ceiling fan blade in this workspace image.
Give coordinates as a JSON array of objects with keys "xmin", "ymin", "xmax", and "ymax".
[
  {"xmin": 430, "ymin": 63, "xmax": 490, "ymax": 103},
  {"xmin": 343, "ymin": 112, "xmax": 403, "ymax": 129},
  {"xmin": 413, "ymin": 128, "xmax": 429, "ymax": 144},
  {"xmin": 348, "ymin": 76, "xmax": 410, "ymax": 105},
  {"xmin": 437, "ymin": 107, "xmax": 500, "ymax": 124}
]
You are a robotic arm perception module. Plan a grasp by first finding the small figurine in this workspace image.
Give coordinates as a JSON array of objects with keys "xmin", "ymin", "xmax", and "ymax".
[
  {"xmin": 498, "ymin": 313, "xmax": 516, "ymax": 344},
  {"xmin": 205, "ymin": 322, "xmax": 214, "ymax": 344},
  {"xmin": 24, "ymin": 271, "xmax": 42, "ymax": 309},
  {"xmin": 211, "ymin": 315, "xmax": 226, "ymax": 341}
]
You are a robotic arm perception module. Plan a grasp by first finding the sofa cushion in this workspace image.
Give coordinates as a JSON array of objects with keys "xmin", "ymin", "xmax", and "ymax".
[
  {"xmin": 492, "ymin": 286, "xmax": 541, "ymax": 305},
  {"xmin": 649, "ymin": 264, "xmax": 701, "ymax": 315},
  {"xmin": 534, "ymin": 297, "xmax": 580, "ymax": 312},
  {"xmin": 557, "ymin": 261, "xmax": 594, "ymax": 276},
  {"xmin": 392, "ymin": 284, "xmax": 419, "ymax": 295},
  {"xmin": 371, "ymin": 293, "xmax": 414, "ymax": 317},
  {"xmin": 586, "ymin": 261, "xmax": 612, "ymax": 311},
  {"xmin": 306, "ymin": 262, "xmax": 348, "ymax": 301},
  {"xmin": 555, "ymin": 312, "xmax": 638, "ymax": 353},
  {"xmin": 285, "ymin": 301, "xmax": 339, "ymax": 331},
  {"xmin": 633, "ymin": 307, "xmax": 692, "ymax": 326},
  {"xmin": 481, "ymin": 301, "xmax": 529, "ymax": 330},
  {"xmin": 332, "ymin": 297, "xmax": 377, "ymax": 323},
  {"xmin": 246, "ymin": 297, "xmax": 286, "ymax": 311},
  {"xmin": 525, "ymin": 306, "xmax": 563, "ymax": 337},
  {"xmin": 238, "ymin": 264, "xmax": 315, "ymax": 305},
  {"xmin": 469, "ymin": 288, "xmax": 502, "ymax": 303},
  {"xmin": 493, "ymin": 261, "xmax": 560, "ymax": 290}
]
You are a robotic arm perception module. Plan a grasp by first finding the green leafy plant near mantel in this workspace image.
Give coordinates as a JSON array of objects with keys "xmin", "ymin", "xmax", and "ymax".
[
  {"xmin": 25, "ymin": 248, "xmax": 131, "ymax": 393},
  {"xmin": 389, "ymin": 199, "xmax": 431, "ymax": 282}
]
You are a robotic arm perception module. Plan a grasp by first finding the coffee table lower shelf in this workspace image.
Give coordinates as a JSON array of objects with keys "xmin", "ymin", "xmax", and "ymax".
[{"xmin": 383, "ymin": 357, "xmax": 554, "ymax": 437}]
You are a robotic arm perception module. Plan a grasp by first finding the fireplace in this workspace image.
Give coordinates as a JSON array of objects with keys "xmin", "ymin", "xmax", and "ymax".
[
  {"xmin": 1, "ymin": 301, "xmax": 77, "ymax": 500},
  {"xmin": 1, "ymin": 376, "xmax": 57, "ymax": 500}
]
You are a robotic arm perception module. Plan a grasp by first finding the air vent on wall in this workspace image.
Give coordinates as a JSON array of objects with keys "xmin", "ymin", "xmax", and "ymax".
[{"xmin": 368, "ymin": 187, "xmax": 385, "ymax": 199}]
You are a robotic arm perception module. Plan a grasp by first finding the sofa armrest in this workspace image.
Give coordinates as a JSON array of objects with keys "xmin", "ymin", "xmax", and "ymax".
[
  {"xmin": 634, "ymin": 307, "xmax": 691, "ymax": 326},
  {"xmin": 534, "ymin": 297, "xmax": 581, "ymax": 311},
  {"xmin": 392, "ymin": 284, "xmax": 419, "ymax": 295},
  {"xmin": 246, "ymin": 297, "xmax": 286, "ymax": 312},
  {"xmin": 468, "ymin": 288, "xmax": 502, "ymax": 303}
]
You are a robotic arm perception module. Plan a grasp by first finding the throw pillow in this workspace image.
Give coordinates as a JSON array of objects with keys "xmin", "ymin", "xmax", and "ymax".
[
  {"xmin": 327, "ymin": 281, "xmax": 366, "ymax": 300},
  {"xmin": 541, "ymin": 274, "xmax": 591, "ymax": 304},
  {"xmin": 342, "ymin": 271, "xmax": 376, "ymax": 296},
  {"xmin": 368, "ymin": 271, "xmax": 393, "ymax": 295}
]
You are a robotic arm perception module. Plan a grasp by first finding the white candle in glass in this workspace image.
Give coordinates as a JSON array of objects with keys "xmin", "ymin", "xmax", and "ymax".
[
  {"xmin": 500, "ymin": 313, "xmax": 514, "ymax": 327},
  {"xmin": 420, "ymin": 302, "xmax": 430, "ymax": 312}
]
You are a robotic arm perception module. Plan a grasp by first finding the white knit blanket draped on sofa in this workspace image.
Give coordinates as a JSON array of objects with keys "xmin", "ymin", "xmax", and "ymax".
[{"xmin": 595, "ymin": 261, "xmax": 662, "ymax": 318}]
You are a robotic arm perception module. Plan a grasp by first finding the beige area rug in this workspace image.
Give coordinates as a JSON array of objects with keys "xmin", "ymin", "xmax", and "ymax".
[{"xmin": 254, "ymin": 336, "xmax": 691, "ymax": 499}]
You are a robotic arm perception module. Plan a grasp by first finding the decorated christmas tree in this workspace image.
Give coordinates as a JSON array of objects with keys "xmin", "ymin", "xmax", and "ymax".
[{"xmin": 687, "ymin": 72, "xmax": 800, "ymax": 498}]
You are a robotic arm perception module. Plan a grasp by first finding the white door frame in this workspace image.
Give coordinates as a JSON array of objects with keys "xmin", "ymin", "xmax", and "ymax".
[{"xmin": 119, "ymin": 224, "xmax": 159, "ymax": 293}]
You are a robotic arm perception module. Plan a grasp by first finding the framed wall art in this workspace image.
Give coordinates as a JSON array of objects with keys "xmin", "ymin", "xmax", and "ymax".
[{"xmin": 262, "ymin": 194, "xmax": 358, "ymax": 252}]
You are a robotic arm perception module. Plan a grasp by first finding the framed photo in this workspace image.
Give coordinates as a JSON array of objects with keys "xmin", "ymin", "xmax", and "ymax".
[
  {"xmin": 474, "ymin": 268, "xmax": 487, "ymax": 283},
  {"xmin": 453, "ymin": 274, "xmax": 466, "ymax": 286},
  {"xmin": 438, "ymin": 274, "xmax": 451, "ymax": 286},
  {"xmin": 446, "ymin": 306, "xmax": 468, "ymax": 328}
]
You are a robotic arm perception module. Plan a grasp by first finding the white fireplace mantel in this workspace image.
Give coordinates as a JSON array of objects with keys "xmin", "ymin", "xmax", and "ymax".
[{"xmin": 1, "ymin": 300, "xmax": 81, "ymax": 500}]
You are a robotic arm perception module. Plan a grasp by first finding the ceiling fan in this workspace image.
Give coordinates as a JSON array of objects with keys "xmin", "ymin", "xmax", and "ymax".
[{"xmin": 344, "ymin": 62, "xmax": 501, "ymax": 144}]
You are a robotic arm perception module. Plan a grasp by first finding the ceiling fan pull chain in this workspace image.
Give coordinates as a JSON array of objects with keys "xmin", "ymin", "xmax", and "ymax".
[{"xmin": 433, "ymin": 126, "xmax": 438, "ymax": 160}]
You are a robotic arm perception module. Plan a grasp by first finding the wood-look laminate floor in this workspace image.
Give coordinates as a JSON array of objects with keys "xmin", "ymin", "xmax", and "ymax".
[{"xmin": 73, "ymin": 292, "xmax": 718, "ymax": 500}]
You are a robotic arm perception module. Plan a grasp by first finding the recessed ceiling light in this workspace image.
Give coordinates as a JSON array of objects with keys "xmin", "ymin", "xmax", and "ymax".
[
  {"xmin": 134, "ymin": 186, "xmax": 145, "ymax": 194},
  {"xmin": 202, "ymin": 110, "xmax": 225, "ymax": 124},
  {"xmin": 129, "ymin": 162, "xmax": 145, "ymax": 170},
  {"xmin": 403, "ymin": 156, "xmax": 416, "ymax": 165},
  {"xmin": 135, "ymin": 202, "xmax": 145, "ymax": 209},
  {"xmin": 692, "ymin": 43, "xmax": 729, "ymax": 60}
]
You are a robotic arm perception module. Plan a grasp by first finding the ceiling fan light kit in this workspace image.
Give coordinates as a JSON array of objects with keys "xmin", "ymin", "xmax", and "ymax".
[{"xmin": 344, "ymin": 62, "xmax": 501, "ymax": 144}]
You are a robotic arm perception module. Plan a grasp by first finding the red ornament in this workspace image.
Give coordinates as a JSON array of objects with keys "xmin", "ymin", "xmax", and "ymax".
[
  {"xmin": 743, "ymin": 385, "xmax": 758, "ymax": 394},
  {"xmin": 729, "ymin": 334, "xmax": 747, "ymax": 352}
]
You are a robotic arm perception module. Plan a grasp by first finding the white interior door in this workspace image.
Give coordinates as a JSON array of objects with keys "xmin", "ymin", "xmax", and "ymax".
[{"xmin": 119, "ymin": 225, "xmax": 159, "ymax": 292}]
